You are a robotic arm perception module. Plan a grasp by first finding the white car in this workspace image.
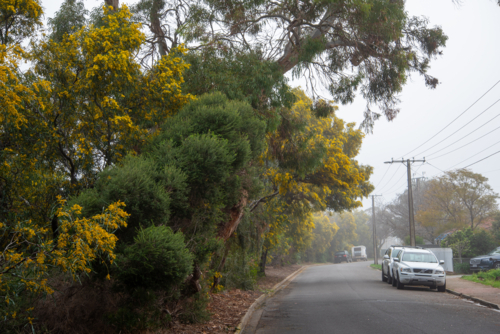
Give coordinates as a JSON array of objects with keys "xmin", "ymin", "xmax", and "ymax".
[{"xmin": 391, "ymin": 248, "xmax": 447, "ymax": 292}]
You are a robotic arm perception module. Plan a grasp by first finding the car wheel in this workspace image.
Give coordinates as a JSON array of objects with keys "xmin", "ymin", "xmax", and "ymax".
[
  {"xmin": 392, "ymin": 272, "xmax": 397, "ymax": 287},
  {"xmin": 437, "ymin": 282, "xmax": 446, "ymax": 292},
  {"xmin": 387, "ymin": 274, "xmax": 392, "ymax": 285},
  {"xmin": 494, "ymin": 262, "xmax": 500, "ymax": 269},
  {"xmin": 396, "ymin": 273, "xmax": 404, "ymax": 290},
  {"xmin": 382, "ymin": 269, "xmax": 387, "ymax": 282}
]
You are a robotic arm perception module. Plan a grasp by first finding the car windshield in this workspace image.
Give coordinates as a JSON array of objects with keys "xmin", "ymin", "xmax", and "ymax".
[
  {"xmin": 391, "ymin": 249, "xmax": 401, "ymax": 257},
  {"xmin": 488, "ymin": 249, "xmax": 500, "ymax": 256},
  {"xmin": 402, "ymin": 252, "xmax": 437, "ymax": 263}
]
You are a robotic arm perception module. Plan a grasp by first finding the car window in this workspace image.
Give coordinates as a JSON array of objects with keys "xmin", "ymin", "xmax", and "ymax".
[
  {"xmin": 402, "ymin": 252, "xmax": 437, "ymax": 263},
  {"xmin": 335, "ymin": 251, "xmax": 344, "ymax": 255},
  {"xmin": 488, "ymin": 249, "xmax": 500, "ymax": 256},
  {"xmin": 392, "ymin": 249, "xmax": 400, "ymax": 258}
]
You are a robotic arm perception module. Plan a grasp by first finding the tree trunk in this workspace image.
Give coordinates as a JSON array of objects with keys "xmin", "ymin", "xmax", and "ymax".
[
  {"xmin": 150, "ymin": 0, "xmax": 168, "ymax": 56},
  {"xmin": 217, "ymin": 190, "xmax": 248, "ymax": 241},
  {"xmin": 259, "ymin": 248, "xmax": 268, "ymax": 276},
  {"xmin": 105, "ymin": 0, "xmax": 119, "ymax": 10}
]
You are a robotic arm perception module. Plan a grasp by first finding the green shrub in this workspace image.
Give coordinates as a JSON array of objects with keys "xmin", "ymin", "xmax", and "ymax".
[
  {"xmin": 116, "ymin": 225, "xmax": 194, "ymax": 291},
  {"xmin": 453, "ymin": 262, "xmax": 471, "ymax": 274}
]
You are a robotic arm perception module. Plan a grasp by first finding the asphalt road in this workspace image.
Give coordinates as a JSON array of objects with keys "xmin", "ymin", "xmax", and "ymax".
[{"xmin": 245, "ymin": 261, "xmax": 500, "ymax": 334}]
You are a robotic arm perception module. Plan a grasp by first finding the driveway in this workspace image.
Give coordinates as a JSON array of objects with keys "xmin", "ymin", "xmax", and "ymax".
[{"xmin": 244, "ymin": 261, "xmax": 500, "ymax": 334}]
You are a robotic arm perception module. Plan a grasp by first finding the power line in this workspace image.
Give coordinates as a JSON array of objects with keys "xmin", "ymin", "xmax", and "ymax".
[
  {"xmin": 402, "ymin": 79, "xmax": 500, "ymax": 157},
  {"xmin": 430, "ymin": 125, "xmax": 500, "ymax": 160},
  {"xmin": 447, "ymin": 139, "xmax": 500, "ymax": 168},
  {"xmin": 462, "ymin": 150, "xmax": 500, "ymax": 169},
  {"xmin": 377, "ymin": 164, "xmax": 404, "ymax": 193},
  {"xmin": 374, "ymin": 163, "xmax": 392, "ymax": 189},
  {"xmin": 416, "ymin": 98, "xmax": 500, "ymax": 157}
]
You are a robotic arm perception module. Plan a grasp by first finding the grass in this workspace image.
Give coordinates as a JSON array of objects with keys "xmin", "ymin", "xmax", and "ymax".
[
  {"xmin": 462, "ymin": 268, "xmax": 500, "ymax": 288},
  {"xmin": 370, "ymin": 264, "xmax": 382, "ymax": 270}
]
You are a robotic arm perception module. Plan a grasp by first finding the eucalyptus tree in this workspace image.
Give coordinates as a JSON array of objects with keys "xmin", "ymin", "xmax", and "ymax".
[{"xmin": 132, "ymin": 0, "xmax": 448, "ymax": 129}]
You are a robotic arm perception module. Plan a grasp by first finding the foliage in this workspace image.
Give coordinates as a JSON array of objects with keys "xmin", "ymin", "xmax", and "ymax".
[
  {"xmin": 441, "ymin": 228, "xmax": 496, "ymax": 258},
  {"xmin": 417, "ymin": 169, "xmax": 498, "ymax": 233},
  {"xmin": 305, "ymin": 213, "xmax": 339, "ymax": 262},
  {"xmin": 182, "ymin": 47, "xmax": 296, "ymax": 117},
  {"xmin": 462, "ymin": 269, "xmax": 500, "ymax": 289},
  {"xmin": 404, "ymin": 235, "xmax": 425, "ymax": 246},
  {"xmin": 71, "ymin": 155, "xmax": 176, "ymax": 243},
  {"xmin": 1, "ymin": 2, "xmax": 192, "ymax": 328},
  {"xmin": 1, "ymin": 198, "xmax": 128, "ymax": 325},
  {"xmin": 0, "ymin": 0, "xmax": 42, "ymax": 45},
  {"xmin": 131, "ymin": 0, "xmax": 448, "ymax": 129},
  {"xmin": 453, "ymin": 262, "xmax": 471, "ymax": 275},
  {"xmin": 259, "ymin": 89, "xmax": 372, "ymax": 266},
  {"xmin": 115, "ymin": 225, "xmax": 193, "ymax": 292},
  {"xmin": 370, "ymin": 264, "xmax": 382, "ymax": 270}
]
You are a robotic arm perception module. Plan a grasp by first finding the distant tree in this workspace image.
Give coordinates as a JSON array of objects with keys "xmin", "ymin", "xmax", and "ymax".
[{"xmin": 418, "ymin": 170, "xmax": 498, "ymax": 232}]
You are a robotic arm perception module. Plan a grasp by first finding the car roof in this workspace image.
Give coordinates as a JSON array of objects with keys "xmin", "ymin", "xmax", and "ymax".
[{"xmin": 400, "ymin": 248, "xmax": 433, "ymax": 254}]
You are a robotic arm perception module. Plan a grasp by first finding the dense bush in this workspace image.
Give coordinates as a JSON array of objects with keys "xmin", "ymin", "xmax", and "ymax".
[
  {"xmin": 442, "ymin": 227, "xmax": 496, "ymax": 258},
  {"xmin": 453, "ymin": 262, "xmax": 472, "ymax": 274},
  {"xmin": 116, "ymin": 225, "xmax": 194, "ymax": 291},
  {"xmin": 71, "ymin": 156, "xmax": 179, "ymax": 243}
]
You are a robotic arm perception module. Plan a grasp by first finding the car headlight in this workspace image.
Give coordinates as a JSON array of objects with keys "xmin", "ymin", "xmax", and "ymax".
[
  {"xmin": 400, "ymin": 267, "xmax": 412, "ymax": 273},
  {"xmin": 434, "ymin": 270, "xmax": 444, "ymax": 274}
]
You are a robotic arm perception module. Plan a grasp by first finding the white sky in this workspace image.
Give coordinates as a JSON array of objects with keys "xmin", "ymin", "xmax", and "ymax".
[{"xmin": 41, "ymin": 1, "xmax": 500, "ymax": 209}]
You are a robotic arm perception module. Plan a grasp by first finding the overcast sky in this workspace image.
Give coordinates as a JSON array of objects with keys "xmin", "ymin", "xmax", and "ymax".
[{"xmin": 41, "ymin": 1, "xmax": 500, "ymax": 209}]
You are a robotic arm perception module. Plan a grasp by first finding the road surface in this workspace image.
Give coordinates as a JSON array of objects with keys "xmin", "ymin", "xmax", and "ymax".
[{"xmin": 244, "ymin": 261, "xmax": 500, "ymax": 334}]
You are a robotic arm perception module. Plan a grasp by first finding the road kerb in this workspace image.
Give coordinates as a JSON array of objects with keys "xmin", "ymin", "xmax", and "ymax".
[
  {"xmin": 234, "ymin": 265, "xmax": 309, "ymax": 334},
  {"xmin": 446, "ymin": 288, "xmax": 500, "ymax": 310}
]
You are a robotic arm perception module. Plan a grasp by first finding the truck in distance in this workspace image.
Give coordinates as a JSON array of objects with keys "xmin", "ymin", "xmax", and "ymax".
[{"xmin": 352, "ymin": 246, "xmax": 367, "ymax": 261}]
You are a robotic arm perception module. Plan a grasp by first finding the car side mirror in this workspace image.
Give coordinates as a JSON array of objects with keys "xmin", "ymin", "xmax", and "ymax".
[
  {"xmin": 383, "ymin": 255, "xmax": 389, "ymax": 259},
  {"xmin": 439, "ymin": 260, "xmax": 445, "ymax": 265},
  {"xmin": 393, "ymin": 258, "xmax": 399, "ymax": 262}
]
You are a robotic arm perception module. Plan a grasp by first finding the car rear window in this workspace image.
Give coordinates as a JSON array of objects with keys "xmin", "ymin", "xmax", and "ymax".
[
  {"xmin": 402, "ymin": 252, "xmax": 437, "ymax": 263},
  {"xmin": 335, "ymin": 251, "xmax": 345, "ymax": 255}
]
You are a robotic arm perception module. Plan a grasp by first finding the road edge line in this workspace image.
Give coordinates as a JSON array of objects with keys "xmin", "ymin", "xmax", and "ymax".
[
  {"xmin": 234, "ymin": 265, "xmax": 309, "ymax": 334},
  {"xmin": 446, "ymin": 288, "xmax": 500, "ymax": 310}
]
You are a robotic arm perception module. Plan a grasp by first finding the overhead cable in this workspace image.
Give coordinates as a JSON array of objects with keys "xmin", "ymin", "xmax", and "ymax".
[{"xmin": 402, "ymin": 79, "xmax": 500, "ymax": 157}]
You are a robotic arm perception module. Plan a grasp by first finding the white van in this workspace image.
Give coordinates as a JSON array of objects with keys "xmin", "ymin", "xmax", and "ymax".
[{"xmin": 351, "ymin": 246, "xmax": 367, "ymax": 261}]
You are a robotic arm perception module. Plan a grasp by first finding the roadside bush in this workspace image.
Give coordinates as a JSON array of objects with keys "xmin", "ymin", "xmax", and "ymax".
[
  {"xmin": 463, "ymin": 269, "xmax": 500, "ymax": 288},
  {"xmin": 115, "ymin": 225, "xmax": 194, "ymax": 291},
  {"xmin": 453, "ymin": 262, "xmax": 471, "ymax": 274}
]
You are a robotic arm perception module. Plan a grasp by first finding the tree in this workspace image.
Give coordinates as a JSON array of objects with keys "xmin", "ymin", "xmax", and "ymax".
[
  {"xmin": 305, "ymin": 213, "xmax": 339, "ymax": 262},
  {"xmin": 255, "ymin": 88, "xmax": 373, "ymax": 271},
  {"xmin": 131, "ymin": 0, "xmax": 448, "ymax": 129},
  {"xmin": 417, "ymin": 169, "xmax": 498, "ymax": 233},
  {"xmin": 1, "ymin": 3, "xmax": 192, "ymax": 325}
]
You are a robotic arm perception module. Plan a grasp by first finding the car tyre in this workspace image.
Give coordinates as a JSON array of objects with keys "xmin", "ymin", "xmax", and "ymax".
[
  {"xmin": 437, "ymin": 282, "xmax": 446, "ymax": 292},
  {"xmin": 387, "ymin": 274, "xmax": 392, "ymax": 285},
  {"xmin": 382, "ymin": 269, "xmax": 387, "ymax": 282},
  {"xmin": 396, "ymin": 274, "xmax": 404, "ymax": 290},
  {"xmin": 392, "ymin": 272, "xmax": 397, "ymax": 287}
]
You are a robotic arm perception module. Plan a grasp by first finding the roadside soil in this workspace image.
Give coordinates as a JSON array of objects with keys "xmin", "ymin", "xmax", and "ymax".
[{"xmin": 162, "ymin": 264, "xmax": 303, "ymax": 334}]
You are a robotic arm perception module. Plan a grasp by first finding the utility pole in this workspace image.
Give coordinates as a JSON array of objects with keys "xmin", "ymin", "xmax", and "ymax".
[
  {"xmin": 371, "ymin": 194, "xmax": 382, "ymax": 264},
  {"xmin": 384, "ymin": 158, "xmax": 425, "ymax": 247}
]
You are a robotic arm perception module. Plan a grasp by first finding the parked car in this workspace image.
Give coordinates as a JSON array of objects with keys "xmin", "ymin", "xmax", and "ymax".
[
  {"xmin": 351, "ymin": 246, "xmax": 367, "ymax": 261},
  {"xmin": 334, "ymin": 250, "xmax": 352, "ymax": 263},
  {"xmin": 469, "ymin": 247, "xmax": 500, "ymax": 272},
  {"xmin": 381, "ymin": 246, "xmax": 403, "ymax": 284},
  {"xmin": 391, "ymin": 248, "xmax": 447, "ymax": 292}
]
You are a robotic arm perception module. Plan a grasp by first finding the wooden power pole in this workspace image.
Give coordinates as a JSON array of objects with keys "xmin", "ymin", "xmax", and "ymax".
[
  {"xmin": 384, "ymin": 158, "xmax": 425, "ymax": 247},
  {"xmin": 371, "ymin": 194, "xmax": 382, "ymax": 264}
]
